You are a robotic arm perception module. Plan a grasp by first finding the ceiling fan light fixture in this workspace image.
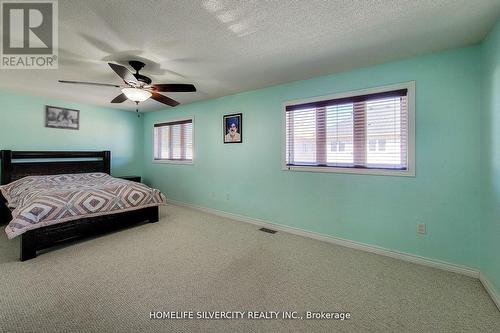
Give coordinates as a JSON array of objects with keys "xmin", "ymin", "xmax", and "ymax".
[
  {"xmin": 121, "ymin": 87, "xmax": 151, "ymax": 102},
  {"xmin": 59, "ymin": 61, "xmax": 195, "ymax": 107}
]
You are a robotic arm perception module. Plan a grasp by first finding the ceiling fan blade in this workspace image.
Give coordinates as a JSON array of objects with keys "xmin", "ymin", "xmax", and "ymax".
[
  {"xmin": 152, "ymin": 84, "xmax": 196, "ymax": 92},
  {"xmin": 58, "ymin": 80, "xmax": 120, "ymax": 88},
  {"xmin": 110, "ymin": 93, "xmax": 128, "ymax": 103},
  {"xmin": 151, "ymin": 92, "xmax": 179, "ymax": 107},
  {"xmin": 108, "ymin": 63, "xmax": 138, "ymax": 85}
]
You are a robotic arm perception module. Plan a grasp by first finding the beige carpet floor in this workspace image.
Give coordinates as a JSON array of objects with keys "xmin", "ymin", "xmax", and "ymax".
[{"xmin": 0, "ymin": 205, "xmax": 498, "ymax": 333}]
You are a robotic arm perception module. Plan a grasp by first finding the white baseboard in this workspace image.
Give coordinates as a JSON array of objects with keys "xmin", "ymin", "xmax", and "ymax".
[
  {"xmin": 480, "ymin": 273, "xmax": 500, "ymax": 312},
  {"xmin": 167, "ymin": 199, "xmax": 479, "ymax": 278}
]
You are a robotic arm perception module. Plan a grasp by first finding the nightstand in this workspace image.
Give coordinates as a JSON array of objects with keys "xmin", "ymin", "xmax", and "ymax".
[{"xmin": 117, "ymin": 176, "xmax": 141, "ymax": 183}]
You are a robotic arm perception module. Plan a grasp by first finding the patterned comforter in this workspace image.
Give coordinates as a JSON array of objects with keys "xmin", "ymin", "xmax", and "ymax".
[{"xmin": 1, "ymin": 173, "xmax": 166, "ymax": 239}]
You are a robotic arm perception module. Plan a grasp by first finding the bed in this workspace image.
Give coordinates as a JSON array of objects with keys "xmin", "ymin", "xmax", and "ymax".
[{"xmin": 0, "ymin": 150, "xmax": 166, "ymax": 261}]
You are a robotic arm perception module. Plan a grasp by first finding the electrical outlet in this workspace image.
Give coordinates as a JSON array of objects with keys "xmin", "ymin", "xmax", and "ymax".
[
  {"xmin": 226, "ymin": 193, "xmax": 230, "ymax": 201},
  {"xmin": 210, "ymin": 192, "xmax": 215, "ymax": 198},
  {"xmin": 417, "ymin": 223, "xmax": 426, "ymax": 234}
]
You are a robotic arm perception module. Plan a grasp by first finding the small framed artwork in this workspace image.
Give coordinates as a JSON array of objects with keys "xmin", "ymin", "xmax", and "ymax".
[
  {"xmin": 223, "ymin": 113, "xmax": 242, "ymax": 143},
  {"xmin": 45, "ymin": 105, "xmax": 80, "ymax": 130}
]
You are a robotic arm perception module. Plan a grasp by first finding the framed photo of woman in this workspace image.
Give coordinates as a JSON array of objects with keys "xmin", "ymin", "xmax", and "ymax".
[{"xmin": 223, "ymin": 113, "xmax": 242, "ymax": 143}]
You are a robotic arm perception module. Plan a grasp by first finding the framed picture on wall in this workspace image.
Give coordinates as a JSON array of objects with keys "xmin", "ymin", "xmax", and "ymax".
[
  {"xmin": 45, "ymin": 105, "xmax": 80, "ymax": 130},
  {"xmin": 223, "ymin": 113, "xmax": 242, "ymax": 143}
]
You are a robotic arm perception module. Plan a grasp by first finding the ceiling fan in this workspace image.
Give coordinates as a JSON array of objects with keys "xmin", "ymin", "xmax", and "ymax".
[{"xmin": 59, "ymin": 60, "xmax": 196, "ymax": 109}]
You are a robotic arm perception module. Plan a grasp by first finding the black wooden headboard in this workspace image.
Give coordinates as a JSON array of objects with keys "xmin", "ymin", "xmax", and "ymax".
[{"xmin": 0, "ymin": 150, "xmax": 111, "ymax": 185}]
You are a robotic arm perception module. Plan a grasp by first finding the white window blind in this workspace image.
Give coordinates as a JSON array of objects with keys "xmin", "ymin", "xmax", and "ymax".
[
  {"xmin": 154, "ymin": 119, "xmax": 193, "ymax": 162},
  {"xmin": 286, "ymin": 89, "xmax": 409, "ymax": 172}
]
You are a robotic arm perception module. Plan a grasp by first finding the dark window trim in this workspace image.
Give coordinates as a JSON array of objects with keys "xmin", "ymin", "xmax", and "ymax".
[
  {"xmin": 154, "ymin": 119, "xmax": 192, "ymax": 127},
  {"xmin": 285, "ymin": 89, "xmax": 407, "ymax": 112},
  {"xmin": 283, "ymin": 82, "xmax": 415, "ymax": 177},
  {"xmin": 153, "ymin": 117, "xmax": 194, "ymax": 163}
]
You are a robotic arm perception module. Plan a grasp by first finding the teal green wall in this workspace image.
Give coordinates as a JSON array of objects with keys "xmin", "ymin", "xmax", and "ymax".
[
  {"xmin": 0, "ymin": 90, "xmax": 143, "ymax": 177},
  {"xmin": 142, "ymin": 46, "xmax": 482, "ymax": 269},
  {"xmin": 481, "ymin": 20, "xmax": 500, "ymax": 295},
  {"xmin": 1, "ymin": 35, "xmax": 495, "ymax": 275}
]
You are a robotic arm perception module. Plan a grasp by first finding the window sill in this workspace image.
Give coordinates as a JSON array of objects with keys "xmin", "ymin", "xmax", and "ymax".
[
  {"xmin": 152, "ymin": 159, "xmax": 194, "ymax": 165},
  {"xmin": 282, "ymin": 165, "xmax": 415, "ymax": 177}
]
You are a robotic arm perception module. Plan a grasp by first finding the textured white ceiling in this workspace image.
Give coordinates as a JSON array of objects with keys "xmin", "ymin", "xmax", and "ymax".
[{"xmin": 0, "ymin": 0, "xmax": 499, "ymax": 111}]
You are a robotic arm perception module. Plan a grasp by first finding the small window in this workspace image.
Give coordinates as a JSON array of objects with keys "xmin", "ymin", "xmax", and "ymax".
[
  {"xmin": 284, "ymin": 82, "xmax": 415, "ymax": 176},
  {"xmin": 153, "ymin": 118, "xmax": 193, "ymax": 163}
]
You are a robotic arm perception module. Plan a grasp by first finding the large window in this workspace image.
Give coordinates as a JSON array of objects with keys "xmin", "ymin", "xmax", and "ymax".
[
  {"xmin": 153, "ymin": 118, "xmax": 193, "ymax": 163},
  {"xmin": 284, "ymin": 82, "xmax": 414, "ymax": 176}
]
